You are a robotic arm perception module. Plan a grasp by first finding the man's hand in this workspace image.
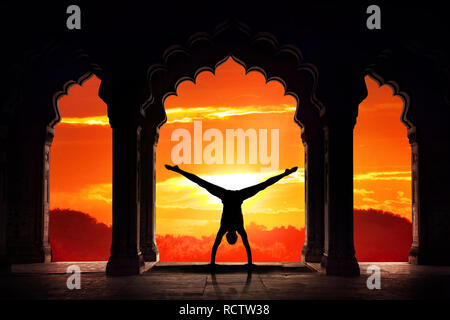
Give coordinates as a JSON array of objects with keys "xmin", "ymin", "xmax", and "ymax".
[
  {"xmin": 284, "ymin": 166, "xmax": 298, "ymax": 175},
  {"xmin": 165, "ymin": 164, "xmax": 180, "ymax": 172}
]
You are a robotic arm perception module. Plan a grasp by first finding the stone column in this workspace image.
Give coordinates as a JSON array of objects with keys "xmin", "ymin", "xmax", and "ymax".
[
  {"xmin": 106, "ymin": 121, "xmax": 145, "ymax": 276},
  {"xmin": 42, "ymin": 127, "xmax": 52, "ymax": 263},
  {"xmin": 408, "ymin": 127, "xmax": 450, "ymax": 265},
  {"xmin": 408, "ymin": 128, "xmax": 422, "ymax": 264},
  {"xmin": 6, "ymin": 123, "xmax": 52, "ymax": 264},
  {"xmin": 301, "ymin": 123, "xmax": 325, "ymax": 263},
  {"xmin": 321, "ymin": 117, "xmax": 360, "ymax": 276},
  {"xmin": 0, "ymin": 123, "xmax": 10, "ymax": 272},
  {"xmin": 140, "ymin": 120, "xmax": 159, "ymax": 262}
]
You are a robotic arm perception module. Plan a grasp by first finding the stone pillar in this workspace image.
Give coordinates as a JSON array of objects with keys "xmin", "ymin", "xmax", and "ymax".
[
  {"xmin": 408, "ymin": 127, "xmax": 450, "ymax": 265},
  {"xmin": 0, "ymin": 123, "xmax": 10, "ymax": 272},
  {"xmin": 140, "ymin": 120, "xmax": 159, "ymax": 262},
  {"xmin": 408, "ymin": 128, "xmax": 421, "ymax": 264},
  {"xmin": 6, "ymin": 123, "xmax": 52, "ymax": 264},
  {"xmin": 321, "ymin": 117, "xmax": 360, "ymax": 276},
  {"xmin": 301, "ymin": 123, "xmax": 325, "ymax": 263},
  {"xmin": 106, "ymin": 121, "xmax": 145, "ymax": 276}
]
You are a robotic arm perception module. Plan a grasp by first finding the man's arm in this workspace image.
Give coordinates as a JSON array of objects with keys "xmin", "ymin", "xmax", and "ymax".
[
  {"xmin": 238, "ymin": 167, "xmax": 298, "ymax": 200},
  {"xmin": 165, "ymin": 164, "xmax": 226, "ymax": 198}
]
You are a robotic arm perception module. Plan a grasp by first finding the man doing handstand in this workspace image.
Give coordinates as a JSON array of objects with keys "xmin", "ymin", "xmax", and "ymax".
[{"xmin": 165, "ymin": 164, "xmax": 298, "ymax": 266}]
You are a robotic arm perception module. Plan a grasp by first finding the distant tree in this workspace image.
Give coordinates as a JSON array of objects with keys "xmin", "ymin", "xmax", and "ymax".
[
  {"xmin": 49, "ymin": 208, "xmax": 412, "ymax": 262},
  {"xmin": 49, "ymin": 209, "xmax": 111, "ymax": 261}
]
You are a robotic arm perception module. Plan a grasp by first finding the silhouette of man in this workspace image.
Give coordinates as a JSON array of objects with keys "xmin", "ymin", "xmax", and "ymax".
[{"xmin": 165, "ymin": 164, "xmax": 298, "ymax": 266}]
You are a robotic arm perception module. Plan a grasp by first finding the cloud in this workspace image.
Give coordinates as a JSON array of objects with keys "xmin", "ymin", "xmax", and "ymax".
[
  {"xmin": 60, "ymin": 105, "xmax": 296, "ymax": 125},
  {"xmin": 243, "ymin": 207, "xmax": 303, "ymax": 215},
  {"xmin": 80, "ymin": 183, "xmax": 112, "ymax": 203},
  {"xmin": 355, "ymin": 189, "xmax": 411, "ymax": 218},
  {"xmin": 51, "ymin": 183, "xmax": 112, "ymax": 210},
  {"xmin": 60, "ymin": 116, "xmax": 110, "ymax": 126},
  {"xmin": 354, "ymin": 171, "xmax": 411, "ymax": 181},
  {"xmin": 362, "ymin": 197, "xmax": 379, "ymax": 203},
  {"xmin": 354, "ymin": 188, "xmax": 375, "ymax": 196},
  {"xmin": 165, "ymin": 104, "xmax": 296, "ymax": 123}
]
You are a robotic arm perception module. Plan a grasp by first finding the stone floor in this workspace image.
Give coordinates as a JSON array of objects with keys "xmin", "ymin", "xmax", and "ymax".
[{"xmin": 1, "ymin": 261, "xmax": 450, "ymax": 300}]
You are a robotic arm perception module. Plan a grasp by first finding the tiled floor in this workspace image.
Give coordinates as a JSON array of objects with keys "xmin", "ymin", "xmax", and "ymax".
[{"xmin": 1, "ymin": 262, "xmax": 450, "ymax": 299}]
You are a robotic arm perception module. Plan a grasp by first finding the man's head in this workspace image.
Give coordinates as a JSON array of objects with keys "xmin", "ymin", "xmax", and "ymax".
[{"xmin": 226, "ymin": 230, "xmax": 238, "ymax": 245}]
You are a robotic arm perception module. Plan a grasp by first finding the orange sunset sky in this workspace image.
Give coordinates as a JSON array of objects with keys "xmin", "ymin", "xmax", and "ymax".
[{"xmin": 50, "ymin": 58, "xmax": 411, "ymax": 239}]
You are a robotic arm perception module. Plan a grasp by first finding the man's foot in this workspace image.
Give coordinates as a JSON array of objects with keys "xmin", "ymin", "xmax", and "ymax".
[
  {"xmin": 165, "ymin": 164, "xmax": 180, "ymax": 171},
  {"xmin": 285, "ymin": 166, "xmax": 298, "ymax": 175}
]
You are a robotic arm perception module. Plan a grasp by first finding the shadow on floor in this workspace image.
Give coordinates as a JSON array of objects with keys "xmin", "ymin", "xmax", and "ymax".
[{"xmin": 151, "ymin": 262, "xmax": 313, "ymax": 274}]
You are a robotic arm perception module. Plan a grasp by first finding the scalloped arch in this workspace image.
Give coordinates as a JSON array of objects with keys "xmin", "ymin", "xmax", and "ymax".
[
  {"xmin": 50, "ymin": 50, "xmax": 104, "ymax": 129},
  {"xmin": 51, "ymin": 72, "xmax": 93, "ymax": 128},
  {"xmin": 365, "ymin": 49, "xmax": 416, "ymax": 132},
  {"xmin": 143, "ymin": 21, "xmax": 324, "ymax": 129},
  {"xmin": 367, "ymin": 70, "xmax": 413, "ymax": 130}
]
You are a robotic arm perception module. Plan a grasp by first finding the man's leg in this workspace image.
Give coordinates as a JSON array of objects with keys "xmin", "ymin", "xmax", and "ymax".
[
  {"xmin": 211, "ymin": 227, "xmax": 226, "ymax": 265},
  {"xmin": 239, "ymin": 170, "xmax": 292, "ymax": 201},
  {"xmin": 237, "ymin": 227, "xmax": 252, "ymax": 265},
  {"xmin": 168, "ymin": 166, "xmax": 226, "ymax": 199}
]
